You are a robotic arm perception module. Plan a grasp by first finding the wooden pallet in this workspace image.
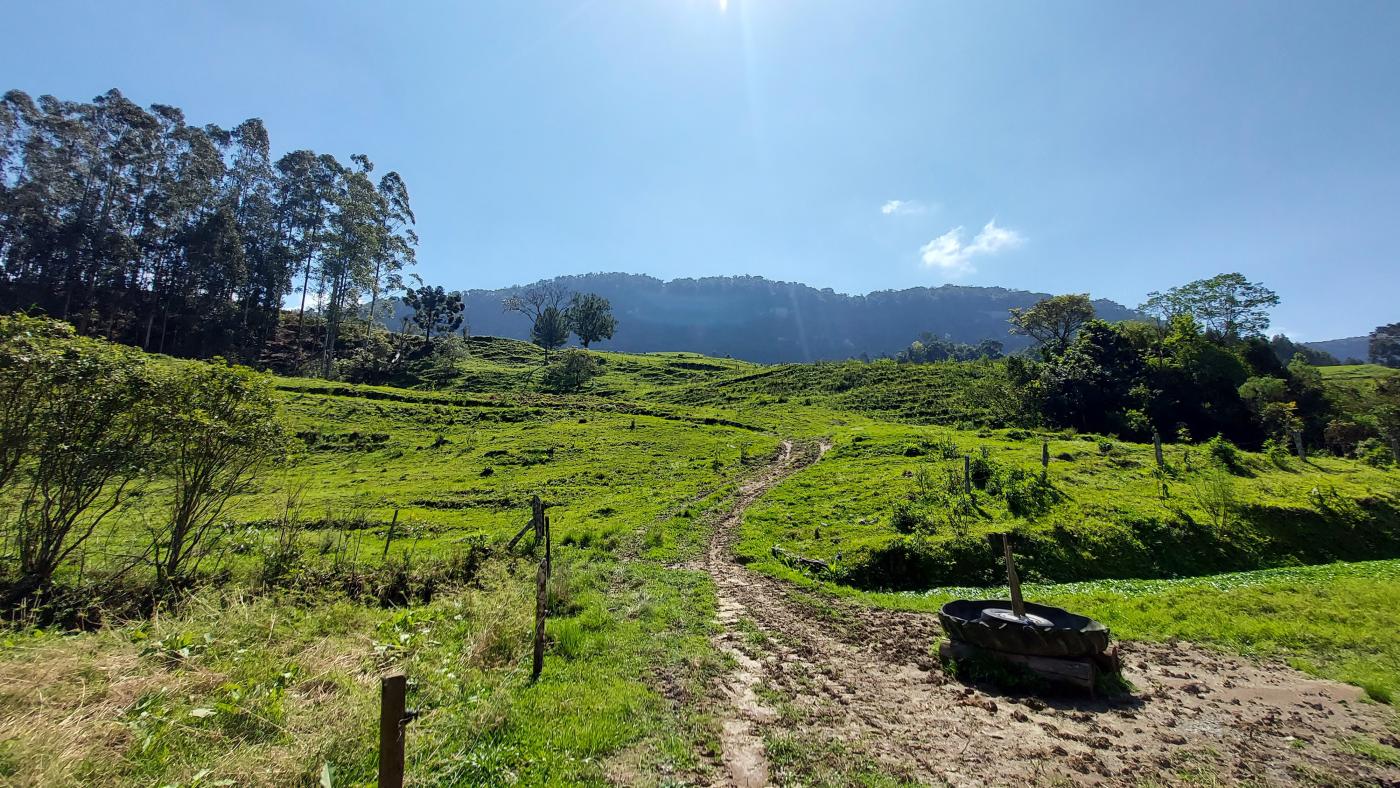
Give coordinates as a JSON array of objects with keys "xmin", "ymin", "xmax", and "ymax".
[{"xmin": 939, "ymin": 640, "xmax": 1120, "ymax": 695}]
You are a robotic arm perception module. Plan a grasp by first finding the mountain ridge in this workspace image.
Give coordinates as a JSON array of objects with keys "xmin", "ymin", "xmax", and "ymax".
[
  {"xmin": 1302, "ymin": 336, "xmax": 1370, "ymax": 364},
  {"xmin": 391, "ymin": 272, "xmax": 1140, "ymax": 363}
]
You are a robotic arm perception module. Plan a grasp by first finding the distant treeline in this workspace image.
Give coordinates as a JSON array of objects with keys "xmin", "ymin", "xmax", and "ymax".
[
  {"xmin": 0, "ymin": 88, "xmax": 416, "ymax": 372},
  {"xmin": 996, "ymin": 277, "xmax": 1400, "ymax": 458}
]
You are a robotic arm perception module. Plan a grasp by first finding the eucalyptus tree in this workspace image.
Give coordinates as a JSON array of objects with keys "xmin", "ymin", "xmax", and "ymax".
[
  {"xmin": 147, "ymin": 117, "xmax": 228, "ymax": 353},
  {"xmin": 275, "ymin": 150, "xmax": 342, "ymax": 340},
  {"xmin": 0, "ymin": 88, "xmax": 415, "ymax": 365},
  {"xmin": 320, "ymin": 154, "xmax": 382, "ymax": 377},
  {"xmin": 364, "ymin": 170, "xmax": 416, "ymax": 334},
  {"xmin": 224, "ymin": 118, "xmax": 289, "ymax": 351}
]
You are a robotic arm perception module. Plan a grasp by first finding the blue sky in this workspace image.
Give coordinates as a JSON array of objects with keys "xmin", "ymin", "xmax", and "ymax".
[{"xmin": 5, "ymin": 1, "xmax": 1398, "ymax": 340}]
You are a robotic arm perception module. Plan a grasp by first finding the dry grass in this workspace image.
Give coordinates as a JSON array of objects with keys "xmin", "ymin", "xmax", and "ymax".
[
  {"xmin": 0, "ymin": 597, "xmax": 380, "ymax": 786},
  {"xmin": 0, "ymin": 561, "xmax": 558, "ymax": 786}
]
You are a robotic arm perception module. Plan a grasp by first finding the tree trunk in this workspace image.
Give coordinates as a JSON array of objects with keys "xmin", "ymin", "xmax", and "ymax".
[
  {"xmin": 0, "ymin": 573, "xmax": 46, "ymax": 610},
  {"xmin": 297, "ymin": 255, "xmax": 312, "ymax": 339}
]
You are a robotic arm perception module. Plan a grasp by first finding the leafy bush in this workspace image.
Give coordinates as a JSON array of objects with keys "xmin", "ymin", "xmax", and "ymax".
[
  {"xmin": 1358, "ymin": 438, "xmax": 1395, "ymax": 468},
  {"xmin": 890, "ymin": 500, "xmax": 923, "ymax": 534},
  {"xmin": 1205, "ymin": 435, "xmax": 1246, "ymax": 473},
  {"xmin": 988, "ymin": 466, "xmax": 1058, "ymax": 518},
  {"xmin": 540, "ymin": 349, "xmax": 602, "ymax": 393},
  {"xmin": 1324, "ymin": 419, "xmax": 1377, "ymax": 457},
  {"xmin": 1262, "ymin": 438, "xmax": 1291, "ymax": 468},
  {"xmin": 1191, "ymin": 466, "xmax": 1238, "ymax": 528},
  {"xmin": 968, "ymin": 456, "xmax": 995, "ymax": 489}
]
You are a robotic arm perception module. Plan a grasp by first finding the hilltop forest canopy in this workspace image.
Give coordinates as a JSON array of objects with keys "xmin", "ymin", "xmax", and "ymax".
[{"xmin": 0, "ymin": 88, "xmax": 417, "ymax": 370}]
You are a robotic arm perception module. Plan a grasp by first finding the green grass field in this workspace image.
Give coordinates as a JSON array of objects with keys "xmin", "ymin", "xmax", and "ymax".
[{"xmin": 2, "ymin": 338, "xmax": 1398, "ymax": 785}]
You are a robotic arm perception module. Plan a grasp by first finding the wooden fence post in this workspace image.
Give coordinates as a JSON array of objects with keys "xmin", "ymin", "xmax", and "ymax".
[
  {"xmin": 1291, "ymin": 429, "xmax": 1307, "ymax": 462},
  {"xmin": 1041, "ymin": 441, "xmax": 1050, "ymax": 481},
  {"xmin": 530, "ymin": 495, "xmax": 550, "ymax": 578},
  {"xmin": 382, "ymin": 508, "xmax": 400, "ymax": 560},
  {"xmin": 532, "ymin": 559, "xmax": 547, "ymax": 682},
  {"xmin": 1153, "ymin": 432, "xmax": 1164, "ymax": 468},
  {"xmin": 963, "ymin": 455, "xmax": 972, "ymax": 495},
  {"xmin": 378, "ymin": 673, "xmax": 408, "ymax": 788}
]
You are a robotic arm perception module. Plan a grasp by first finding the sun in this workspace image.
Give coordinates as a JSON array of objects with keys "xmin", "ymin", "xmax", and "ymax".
[{"xmin": 719, "ymin": 0, "xmax": 728, "ymax": 11}]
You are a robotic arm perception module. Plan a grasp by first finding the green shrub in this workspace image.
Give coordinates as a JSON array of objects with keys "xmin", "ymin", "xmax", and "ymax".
[
  {"xmin": 1358, "ymin": 438, "xmax": 1394, "ymax": 468},
  {"xmin": 1205, "ymin": 435, "xmax": 1245, "ymax": 473},
  {"xmin": 540, "ymin": 349, "xmax": 603, "ymax": 393},
  {"xmin": 890, "ymin": 500, "xmax": 923, "ymax": 534},
  {"xmin": 968, "ymin": 456, "xmax": 995, "ymax": 489},
  {"xmin": 988, "ymin": 467, "xmax": 1058, "ymax": 518},
  {"xmin": 1262, "ymin": 438, "xmax": 1292, "ymax": 468}
]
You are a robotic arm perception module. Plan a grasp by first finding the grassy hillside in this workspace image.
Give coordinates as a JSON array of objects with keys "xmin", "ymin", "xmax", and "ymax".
[
  {"xmin": 738, "ymin": 424, "xmax": 1400, "ymax": 588},
  {"xmin": 2, "ymin": 336, "xmax": 1399, "ymax": 785},
  {"xmin": 1322, "ymin": 363, "xmax": 1400, "ymax": 415}
]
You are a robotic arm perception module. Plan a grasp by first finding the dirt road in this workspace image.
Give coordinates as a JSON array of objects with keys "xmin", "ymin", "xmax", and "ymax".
[{"xmin": 705, "ymin": 442, "xmax": 1400, "ymax": 786}]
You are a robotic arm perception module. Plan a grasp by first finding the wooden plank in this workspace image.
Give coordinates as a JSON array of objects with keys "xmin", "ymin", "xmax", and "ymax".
[{"xmin": 1000, "ymin": 534, "xmax": 1026, "ymax": 619}]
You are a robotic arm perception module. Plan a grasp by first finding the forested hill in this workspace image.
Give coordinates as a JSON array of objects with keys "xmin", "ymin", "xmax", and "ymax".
[
  {"xmin": 1303, "ymin": 336, "xmax": 1370, "ymax": 364},
  {"xmin": 391, "ymin": 273, "xmax": 1140, "ymax": 363}
]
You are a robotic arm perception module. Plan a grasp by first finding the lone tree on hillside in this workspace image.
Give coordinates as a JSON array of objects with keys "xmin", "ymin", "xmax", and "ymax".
[
  {"xmin": 403, "ymin": 282, "xmax": 464, "ymax": 341},
  {"xmin": 1370, "ymin": 323, "xmax": 1400, "ymax": 368},
  {"xmin": 1009, "ymin": 294, "xmax": 1095, "ymax": 357},
  {"xmin": 1141, "ymin": 273, "xmax": 1278, "ymax": 342},
  {"xmin": 531, "ymin": 306, "xmax": 570, "ymax": 358},
  {"xmin": 565, "ymin": 292, "xmax": 617, "ymax": 349},
  {"xmin": 504, "ymin": 283, "xmax": 571, "ymax": 360}
]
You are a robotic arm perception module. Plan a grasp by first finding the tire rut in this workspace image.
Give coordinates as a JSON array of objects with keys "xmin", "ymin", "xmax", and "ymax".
[{"xmin": 704, "ymin": 441, "xmax": 1400, "ymax": 786}]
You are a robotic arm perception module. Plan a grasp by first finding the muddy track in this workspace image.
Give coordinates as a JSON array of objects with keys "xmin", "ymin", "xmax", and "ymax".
[{"xmin": 705, "ymin": 442, "xmax": 1400, "ymax": 787}]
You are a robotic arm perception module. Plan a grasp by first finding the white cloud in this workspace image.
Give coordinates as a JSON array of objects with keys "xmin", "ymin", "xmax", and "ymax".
[
  {"xmin": 919, "ymin": 219, "xmax": 1024, "ymax": 276},
  {"xmin": 881, "ymin": 199, "xmax": 929, "ymax": 216}
]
